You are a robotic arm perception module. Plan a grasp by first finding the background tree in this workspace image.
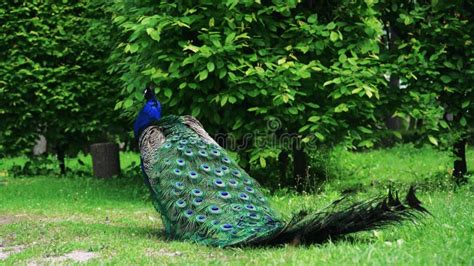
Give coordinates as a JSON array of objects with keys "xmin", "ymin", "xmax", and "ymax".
[
  {"xmin": 111, "ymin": 0, "xmax": 388, "ymax": 191},
  {"xmin": 378, "ymin": 0, "xmax": 473, "ymax": 184},
  {"xmin": 0, "ymin": 0, "xmax": 126, "ymax": 174}
]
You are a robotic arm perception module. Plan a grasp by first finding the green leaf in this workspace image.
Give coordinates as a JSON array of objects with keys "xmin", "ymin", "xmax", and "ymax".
[
  {"xmin": 123, "ymin": 99, "xmax": 133, "ymax": 109},
  {"xmin": 219, "ymin": 68, "xmax": 227, "ymax": 78},
  {"xmin": 461, "ymin": 101, "xmax": 470, "ymax": 109},
  {"xmin": 228, "ymin": 96, "xmax": 237, "ymax": 104},
  {"xmin": 259, "ymin": 157, "xmax": 266, "ymax": 168},
  {"xmin": 392, "ymin": 131, "xmax": 402, "ymax": 139},
  {"xmin": 428, "ymin": 135, "xmax": 438, "ymax": 146},
  {"xmin": 308, "ymin": 116, "xmax": 320, "ymax": 122},
  {"xmin": 460, "ymin": 117, "xmax": 467, "ymax": 127},
  {"xmin": 308, "ymin": 15, "xmax": 317, "ymax": 24},
  {"xmin": 326, "ymin": 22, "xmax": 336, "ymax": 30},
  {"xmin": 232, "ymin": 119, "xmax": 243, "ymax": 130},
  {"xmin": 330, "ymin": 31, "xmax": 339, "ymax": 42},
  {"xmin": 220, "ymin": 95, "xmax": 228, "ymax": 106},
  {"xmin": 207, "ymin": 62, "xmax": 215, "ymax": 72},
  {"xmin": 298, "ymin": 125, "xmax": 310, "ymax": 133},
  {"xmin": 439, "ymin": 120, "xmax": 449, "ymax": 129},
  {"xmin": 209, "ymin": 17, "xmax": 215, "ymax": 27},
  {"xmin": 338, "ymin": 53, "xmax": 347, "ymax": 63},
  {"xmin": 164, "ymin": 88, "xmax": 172, "ymax": 98},
  {"xmin": 288, "ymin": 107, "xmax": 298, "ymax": 115},
  {"xmin": 114, "ymin": 101, "xmax": 123, "ymax": 110},
  {"xmin": 357, "ymin": 126, "xmax": 372, "ymax": 134},
  {"xmin": 199, "ymin": 70, "xmax": 209, "ymax": 81},
  {"xmin": 146, "ymin": 28, "xmax": 160, "ymax": 42},
  {"xmin": 334, "ymin": 103, "xmax": 348, "ymax": 113},
  {"xmin": 357, "ymin": 139, "xmax": 374, "ymax": 148},
  {"xmin": 440, "ymin": 75, "xmax": 452, "ymax": 84},
  {"xmin": 225, "ymin": 32, "xmax": 236, "ymax": 45},
  {"xmin": 315, "ymin": 132, "xmax": 325, "ymax": 141},
  {"xmin": 443, "ymin": 61, "xmax": 455, "ymax": 69},
  {"xmin": 192, "ymin": 106, "xmax": 201, "ymax": 117}
]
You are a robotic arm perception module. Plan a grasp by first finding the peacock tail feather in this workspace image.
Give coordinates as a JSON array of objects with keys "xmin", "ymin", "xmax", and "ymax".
[
  {"xmin": 139, "ymin": 115, "xmax": 285, "ymax": 247},
  {"xmin": 138, "ymin": 115, "xmax": 429, "ymax": 247}
]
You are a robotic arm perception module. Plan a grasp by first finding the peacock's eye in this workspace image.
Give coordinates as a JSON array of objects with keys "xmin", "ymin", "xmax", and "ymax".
[
  {"xmin": 245, "ymin": 204, "xmax": 256, "ymax": 211},
  {"xmin": 188, "ymin": 171, "xmax": 198, "ymax": 180},
  {"xmin": 239, "ymin": 193, "xmax": 249, "ymax": 200},
  {"xmin": 214, "ymin": 179, "xmax": 225, "ymax": 187},
  {"xmin": 218, "ymin": 191, "xmax": 231, "ymax": 199},
  {"xmin": 184, "ymin": 209, "xmax": 194, "ymax": 217},
  {"xmin": 196, "ymin": 215, "xmax": 206, "ymax": 222},
  {"xmin": 176, "ymin": 199, "xmax": 186, "ymax": 207},
  {"xmin": 231, "ymin": 204, "xmax": 242, "ymax": 211},
  {"xmin": 248, "ymin": 213, "xmax": 260, "ymax": 220},
  {"xmin": 228, "ymin": 179, "xmax": 238, "ymax": 187},
  {"xmin": 231, "ymin": 170, "xmax": 241, "ymax": 177},
  {"xmin": 174, "ymin": 182, "xmax": 184, "ymax": 190},
  {"xmin": 193, "ymin": 197, "xmax": 203, "ymax": 206},
  {"xmin": 221, "ymin": 224, "xmax": 233, "ymax": 231},
  {"xmin": 264, "ymin": 215, "xmax": 273, "ymax": 222},
  {"xmin": 208, "ymin": 205, "xmax": 222, "ymax": 214},
  {"xmin": 200, "ymin": 164, "xmax": 211, "ymax": 172},
  {"xmin": 192, "ymin": 189, "xmax": 203, "ymax": 196}
]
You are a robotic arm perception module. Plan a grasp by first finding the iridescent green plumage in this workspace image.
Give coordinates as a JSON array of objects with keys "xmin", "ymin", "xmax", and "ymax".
[
  {"xmin": 139, "ymin": 115, "xmax": 429, "ymax": 247},
  {"xmin": 139, "ymin": 115, "xmax": 284, "ymax": 247}
]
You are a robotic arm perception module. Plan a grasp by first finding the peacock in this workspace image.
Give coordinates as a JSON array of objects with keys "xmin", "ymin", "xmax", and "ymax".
[{"xmin": 134, "ymin": 87, "xmax": 429, "ymax": 247}]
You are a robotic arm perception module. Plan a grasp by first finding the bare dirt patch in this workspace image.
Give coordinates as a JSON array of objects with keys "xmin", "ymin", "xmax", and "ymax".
[
  {"xmin": 0, "ymin": 245, "xmax": 25, "ymax": 260},
  {"xmin": 147, "ymin": 248, "xmax": 183, "ymax": 257},
  {"xmin": 0, "ymin": 215, "xmax": 19, "ymax": 225},
  {"xmin": 28, "ymin": 250, "xmax": 97, "ymax": 265}
]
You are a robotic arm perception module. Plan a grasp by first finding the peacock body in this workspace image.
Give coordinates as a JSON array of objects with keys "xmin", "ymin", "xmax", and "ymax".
[
  {"xmin": 135, "ymin": 88, "xmax": 429, "ymax": 248},
  {"xmin": 139, "ymin": 115, "xmax": 285, "ymax": 247}
]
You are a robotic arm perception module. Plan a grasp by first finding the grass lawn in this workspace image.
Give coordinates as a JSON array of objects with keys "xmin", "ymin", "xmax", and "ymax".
[{"xmin": 0, "ymin": 145, "xmax": 473, "ymax": 265}]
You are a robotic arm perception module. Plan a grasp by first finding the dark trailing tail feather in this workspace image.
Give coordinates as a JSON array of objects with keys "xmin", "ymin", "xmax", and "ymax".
[{"xmin": 256, "ymin": 186, "xmax": 429, "ymax": 246}]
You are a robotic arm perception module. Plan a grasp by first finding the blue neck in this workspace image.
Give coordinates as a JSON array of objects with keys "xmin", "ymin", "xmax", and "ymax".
[{"xmin": 133, "ymin": 99, "xmax": 162, "ymax": 139}]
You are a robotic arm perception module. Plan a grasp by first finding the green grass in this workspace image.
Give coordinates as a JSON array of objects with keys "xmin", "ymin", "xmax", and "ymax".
[
  {"xmin": 327, "ymin": 144, "xmax": 474, "ymax": 191},
  {"xmin": 1, "ymin": 145, "xmax": 473, "ymax": 265}
]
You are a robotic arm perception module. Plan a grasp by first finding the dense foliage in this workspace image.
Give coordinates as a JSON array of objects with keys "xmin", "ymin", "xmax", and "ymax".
[
  {"xmin": 377, "ymin": 0, "xmax": 473, "ymax": 181},
  {"xmin": 0, "ymin": 0, "xmax": 471, "ymax": 186},
  {"xmin": 0, "ymin": 0, "xmax": 125, "ymax": 172},
  {"xmin": 110, "ymin": 0, "xmax": 393, "ymax": 189}
]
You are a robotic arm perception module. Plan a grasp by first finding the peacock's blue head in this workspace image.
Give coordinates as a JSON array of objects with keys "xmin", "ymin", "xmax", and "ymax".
[{"xmin": 133, "ymin": 87, "xmax": 162, "ymax": 139}]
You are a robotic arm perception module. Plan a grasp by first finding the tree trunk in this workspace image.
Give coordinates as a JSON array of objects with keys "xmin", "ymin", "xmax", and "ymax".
[
  {"xmin": 453, "ymin": 138, "xmax": 468, "ymax": 184},
  {"xmin": 385, "ymin": 23, "xmax": 403, "ymax": 131},
  {"xmin": 57, "ymin": 144, "xmax": 66, "ymax": 175},
  {"xmin": 408, "ymin": 117, "xmax": 417, "ymax": 130},
  {"xmin": 292, "ymin": 142, "xmax": 308, "ymax": 193},
  {"xmin": 90, "ymin": 142, "xmax": 121, "ymax": 178},
  {"xmin": 278, "ymin": 150, "xmax": 289, "ymax": 187}
]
